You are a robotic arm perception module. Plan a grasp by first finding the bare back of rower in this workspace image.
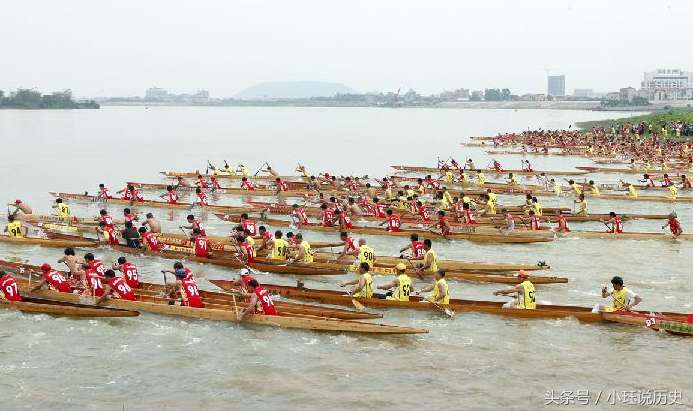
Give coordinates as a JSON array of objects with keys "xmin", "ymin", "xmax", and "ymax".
[
  {"xmin": 143, "ymin": 214, "xmax": 162, "ymax": 233},
  {"xmin": 58, "ymin": 254, "xmax": 85, "ymax": 277}
]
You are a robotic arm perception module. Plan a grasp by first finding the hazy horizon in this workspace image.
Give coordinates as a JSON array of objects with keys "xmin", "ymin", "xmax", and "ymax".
[{"xmin": 2, "ymin": 0, "xmax": 692, "ymax": 98}]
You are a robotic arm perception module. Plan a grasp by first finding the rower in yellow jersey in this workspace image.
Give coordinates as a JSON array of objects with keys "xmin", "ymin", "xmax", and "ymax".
[
  {"xmin": 531, "ymin": 197, "xmax": 543, "ymax": 216},
  {"xmin": 492, "ymin": 270, "xmax": 536, "ymax": 309},
  {"xmin": 444, "ymin": 170, "xmax": 455, "ymax": 185},
  {"xmin": 475, "ymin": 169, "xmax": 486, "ymax": 186},
  {"xmin": 574, "ymin": 193, "xmax": 588, "ymax": 216},
  {"xmin": 667, "ymin": 185, "xmax": 678, "ymax": 200},
  {"xmin": 479, "ymin": 193, "xmax": 496, "ymax": 216},
  {"xmin": 52, "ymin": 198, "xmax": 70, "ymax": 220},
  {"xmin": 592, "ymin": 276, "xmax": 642, "ymax": 313},
  {"xmin": 269, "ymin": 230, "xmax": 290, "ymax": 260},
  {"xmin": 340, "ymin": 262, "xmax": 373, "ymax": 298},
  {"xmin": 355, "ymin": 238, "xmax": 375, "ymax": 268},
  {"xmin": 626, "ymin": 183, "xmax": 638, "ymax": 198},
  {"xmin": 4, "ymin": 215, "xmax": 27, "ymax": 238},
  {"xmin": 377, "ymin": 263, "xmax": 413, "ymax": 301},
  {"xmin": 567, "ymin": 179, "xmax": 582, "ymax": 196},
  {"xmin": 397, "ymin": 192, "xmax": 408, "ymax": 210},
  {"xmin": 442, "ymin": 187, "xmax": 454, "ymax": 206},
  {"xmin": 410, "ymin": 239, "xmax": 437, "ymax": 274},
  {"xmin": 459, "ymin": 170, "xmax": 470, "ymax": 187},
  {"xmin": 292, "ymin": 233, "xmax": 314, "ymax": 263},
  {"xmin": 404, "ymin": 185, "xmax": 416, "ymax": 198},
  {"xmin": 551, "ymin": 178, "xmax": 562, "ymax": 196},
  {"xmin": 507, "ymin": 173, "xmax": 518, "ymax": 186},
  {"xmin": 486, "ymin": 189, "xmax": 498, "ymax": 207},
  {"xmin": 586, "ymin": 180, "xmax": 600, "ymax": 196},
  {"xmin": 417, "ymin": 269, "xmax": 449, "ymax": 305}
]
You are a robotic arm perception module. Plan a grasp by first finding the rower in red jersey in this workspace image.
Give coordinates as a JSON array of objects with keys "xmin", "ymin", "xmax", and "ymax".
[
  {"xmin": 0, "ymin": 271, "xmax": 22, "ymax": 302},
  {"xmin": 334, "ymin": 209, "xmax": 353, "ymax": 230},
  {"xmin": 553, "ymin": 211, "xmax": 571, "ymax": 233},
  {"xmin": 462, "ymin": 202, "xmax": 478, "ymax": 225},
  {"xmin": 399, "ymin": 233, "xmax": 425, "ymax": 258},
  {"xmin": 291, "ymin": 204, "xmax": 310, "ymax": 227},
  {"xmin": 174, "ymin": 268, "xmax": 204, "ymax": 308},
  {"xmin": 275, "ymin": 177, "xmax": 289, "ymax": 193},
  {"xmin": 81, "ymin": 263, "xmax": 105, "ymax": 297},
  {"xmin": 139, "ymin": 227, "xmax": 163, "ymax": 251},
  {"xmin": 372, "ymin": 198, "xmax": 387, "ymax": 218},
  {"xmin": 526, "ymin": 210, "xmax": 541, "ymax": 231},
  {"xmin": 240, "ymin": 177, "xmax": 256, "ymax": 190},
  {"xmin": 161, "ymin": 185, "xmax": 178, "ymax": 204},
  {"xmin": 210, "ymin": 175, "xmax": 222, "ymax": 190},
  {"xmin": 257, "ymin": 226, "xmax": 274, "ymax": 253},
  {"xmin": 428, "ymin": 210, "xmax": 451, "ymax": 236},
  {"xmin": 123, "ymin": 208, "xmax": 136, "ymax": 223},
  {"xmin": 492, "ymin": 159, "xmax": 504, "ymax": 172},
  {"xmin": 98, "ymin": 209, "xmax": 115, "ymax": 229},
  {"xmin": 320, "ymin": 203, "xmax": 335, "ymax": 227},
  {"xmin": 236, "ymin": 235, "xmax": 256, "ymax": 264},
  {"xmin": 240, "ymin": 213, "xmax": 257, "ymax": 236},
  {"xmin": 416, "ymin": 201, "xmax": 431, "ymax": 223},
  {"xmin": 181, "ymin": 214, "xmax": 206, "ymax": 236},
  {"xmin": 379, "ymin": 209, "xmax": 401, "ymax": 232},
  {"xmin": 338, "ymin": 231, "xmax": 358, "ymax": 261},
  {"xmin": 118, "ymin": 184, "xmax": 135, "ymax": 200},
  {"xmin": 98, "ymin": 183, "xmax": 113, "ymax": 200},
  {"xmin": 240, "ymin": 279, "xmax": 277, "ymax": 318},
  {"xmin": 84, "ymin": 253, "xmax": 107, "ymax": 277},
  {"xmin": 97, "ymin": 270, "xmax": 136, "ymax": 303},
  {"xmin": 113, "ymin": 256, "xmax": 139, "ymax": 288},
  {"xmin": 662, "ymin": 212, "xmax": 683, "ymax": 238},
  {"xmin": 196, "ymin": 174, "xmax": 209, "ymax": 189},
  {"xmin": 602, "ymin": 211, "xmax": 623, "ymax": 234},
  {"xmin": 131, "ymin": 186, "xmax": 144, "ymax": 202},
  {"xmin": 450, "ymin": 158, "xmax": 461, "ymax": 169},
  {"xmin": 190, "ymin": 228, "xmax": 210, "ymax": 258},
  {"xmin": 194, "ymin": 188, "xmax": 209, "ymax": 206},
  {"xmin": 425, "ymin": 175, "xmax": 441, "ymax": 190},
  {"xmin": 97, "ymin": 221, "xmax": 120, "ymax": 246},
  {"xmin": 32, "ymin": 264, "xmax": 72, "ymax": 293},
  {"xmin": 641, "ymin": 174, "xmax": 656, "ymax": 188}
]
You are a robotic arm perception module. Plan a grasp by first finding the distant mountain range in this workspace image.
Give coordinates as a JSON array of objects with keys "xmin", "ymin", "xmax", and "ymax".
[{"xmin": 234, "ymin": 81, "xmax": 358, "ymax": 100}]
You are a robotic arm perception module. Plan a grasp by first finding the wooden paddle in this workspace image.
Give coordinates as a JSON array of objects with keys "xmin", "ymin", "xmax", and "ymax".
[{"xmin": 345, "ymin": 289, "xmax": 366, "ymax": 312}]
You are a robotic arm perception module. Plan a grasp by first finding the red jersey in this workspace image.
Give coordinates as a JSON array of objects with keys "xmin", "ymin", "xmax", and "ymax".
[
  {"xmin": 194, "ymin": 235, "xmax": 209, "ymax": 258},
  {"xmin": 84, "ymin": 269, "xmax": 105, "ymax": 297},
  {"xmin": 525, "ymin": 162, "xmax": 534, "ymax": 172},
  {"xmin": 418, "ymin": 206, "xmax": 431, "ymax": 222},
  {"xmin": 103, "ymin": 226, "xmax": 119, "ymax": 245},
  {"xmin": 254, "ymin": 286, "xmax": 277, "ymax": 315},
  {"xmin": 242, "ymin": 241, "xmax": 256, "ymax": 263},
  {"xmin": 121, "ymin": 188, "xmax": 134, "ymax": 200},
  {"xmin": 167, "ymin": 191, "xmax": 178, "ymax": 204},
  {"xmin": 321, "ymin": 209, "xmax": 335, "ymax": 227},
  {"xmin": 383, "ymin": 180, "xmax": 393, "ymax": 189},
  {"xmin": 374, "ymin": 203, "xmax": 386, "ymax": 218},
  {"xmin": 43, "ymin": 270, "xmax": 72, "ymax": 293},
  {"xmin": 197, "ymin": 177, "xmax": 209, "ymax": 188},
  {"xmin": 142, "ymin": 232, "xmax": 162, "ymax": 251},
  {"xmin": 241, "ymin": 180, "xmax": 255, "ymax": 190},
  {"xmin": 387, "ymin": 214, "xmax": 401, "ymax": 232},
  {"xmin": 124, "ymin": 213, "xmax": 135, "ymax": 222},
  {"xmin": 197, "ymin": 192, "xmax": 209, "ymax": 206},
  {"xmin": 211, "ymin": 177, "xmax": 222, "ymax": 190},
  {"xmin": 463, "ymin": 209, "xmax": 477, "ymax": 224},
  {"xmin": 133, "ymin": 189, "xmax": 144, "ymax": 202},
  {"xmin": 120, "ymin": 262, "xmax": 139, "ymax": 288},
  {"xmin": 411, "ymin": 240, "xmax": 425, "ymax": 258},
  {"xmin": 192, "ymin": 219, "xmax": 206, "ymax": 236},
  {"xmin": 343, "ymin": 236, "xmax": 357, "ymax": 253},
  {"xmin": 108, "ymin": 277, "xmax": 136, "ymax": 300},
  {"xmin": 261, "ymin": 230, "xmax": 273, "ymax": 242},
  {"xmin": 0, "ymin": 274, "xmax": 22, "ymax": 301},
  {"xmin": 89, "ymin": 259, "xmax": 107, "ymax": 277},
  {"xmin": 610, "ymin": 216, "xmax": 623, "ymax": 234},
  {"xmin": 277, "ymin": 181, "xmax": 288, "ymax": 191},
  {"xmin": 669, "ymin": 218, "xmax": 681, "ymax": 234},
  {"xmin": 427, "ymin": 178, "xmax": 440, "ymax": 190},
  {"xmin": 438, "ymin": 216, "xmax": 451, "ymax": 234},
  {"xmin": 529, "ymin": 215, "xmax": 540, "ymax": 231},
  {"xmin": 292, "ymin": 208, "xmax": 309, "ymax": 225},
  {"xmin": 180, "ymin": 277, "xmax": 204, "ymax": 308},
  {"xmin": 338, "ymin": 213, "xmax": 353, "ymax": 229},
  {"xmin": 99, "ymin": 214, "xmax": 114, "ymax": 229},
  {"xmin": 99, "ymin": 187, "xmax": 112, "ymax": 199},
  {"xmin": 241, "ymin": 219, "xmax": 257, "ymax": 236},
  {"xmin": 557, "ymin": 215, "xmax": 570, "ymax": 232}
]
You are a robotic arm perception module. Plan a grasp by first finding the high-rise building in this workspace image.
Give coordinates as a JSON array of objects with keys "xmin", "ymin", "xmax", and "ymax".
[
  {"xmin": 547, "ymin": 75, "xmax": 566, "ymax": 97},
  {"xmin": 573, "ymin": 88, "xmax": 594, "ymax": 98},
  {"xmin": 145, "ymin": 87, "xmax": 169, "ymax": 101},
  {"xmin": 640, "ymin": 69, "xmax": 693, "ymax": 101}
]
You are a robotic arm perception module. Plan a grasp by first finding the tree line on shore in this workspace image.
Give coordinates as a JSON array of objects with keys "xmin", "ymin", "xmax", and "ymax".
[{"xmin": 0, "ymin": 89, "xmax": 99, "ymax": 109}]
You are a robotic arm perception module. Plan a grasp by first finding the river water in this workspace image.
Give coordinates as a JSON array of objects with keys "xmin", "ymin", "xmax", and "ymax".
[{"xmin": 0, "ymin": 107, "xmax": 691, "ymax": 410}]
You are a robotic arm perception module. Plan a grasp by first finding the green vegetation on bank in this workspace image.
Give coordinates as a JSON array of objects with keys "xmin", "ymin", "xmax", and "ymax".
[
  {"xmin": 0, "ymin": 89, "xmax": 99, "ymax": 109},
  {"xmin": 576, "ymin": 107, "xmax": 693, "ymax": 136}
]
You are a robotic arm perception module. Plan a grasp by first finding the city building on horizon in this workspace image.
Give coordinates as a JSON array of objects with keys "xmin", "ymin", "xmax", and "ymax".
[
  {"xmin": 573, "ymin": 88, "xmax": 594, "ymax": 98},
  {"xmin": 547, "ymin": 75, "xmax": 565, "ymax": 97},
  {"xmin": 144, "ymin": 87, "xmax": 211, "ymax": 103},
  {"xmin": 640, "ymin": 69, "xmax": 693, "ymax": 101}
]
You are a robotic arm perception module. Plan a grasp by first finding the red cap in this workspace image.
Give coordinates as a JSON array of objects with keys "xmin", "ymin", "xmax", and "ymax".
[
  {"xmin": 15, "ymin": 199, "xmax": 22, "ymax": 204},
  {"xmin": 40, "ymin": 263, "xmax": 51, "ymax": 272}
]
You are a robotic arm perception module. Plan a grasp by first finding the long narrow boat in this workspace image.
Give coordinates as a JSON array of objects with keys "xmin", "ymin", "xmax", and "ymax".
[
  {"xmin": 1, "ymin": 296, "xmax": 139, "ymax": 318},
  {"xmin": 161, "ymin": 171, "xmax": 301, "ymax": 181},
  {"xmin": 3, "ymin": 261, "xmax": 426, "ymax": 334},
  {"xmin": 582, "ymin": 192, "xmax": 693, "ymax": 203},
  {"xmin": 127, "ymin": 182, "xmax": 324, "ymax": 199},
  {"xmin": 391, "ymin": 165, "xmax": 589, "ymax": 176},
  {"xmin": 154, "ymin": 232, "xmax": 341, "ymax": 252},
  {"xmin": 210, "ymin": 280, "xmax": 691, "ymax": 326},
  {"xmin": 213, "ymin": 213, "xmax": 554, "ymax": 244},
  {"xmin": 559, "ymin": 231, "xmax": 692, "ymax": 242},
  {"xmin": 602, "ymin": 311, "xmax": 693, "ymax": 336},
  {"xmin": 576, "ymin": 166, "xmax": 688, "ymax": 175},
  {"xmin": 0, "ymin": 235, "xmax": 97, "ymax": 249},
  {"xmin": 17, "ymin": 214, "xmax": 124, "ymax": 226}
]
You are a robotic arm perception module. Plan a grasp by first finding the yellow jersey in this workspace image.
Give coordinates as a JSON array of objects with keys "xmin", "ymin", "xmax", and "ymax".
[
  {"xmin": 424, "ymin": 249, "xmax": 438, "ymax": 272},
  {"xmin": 272, "ymin": 238, "xmax": 289, "ymax": 260},
  {"xmin": 477, "ymin": 172, "xmax": 486, "ymax": 186},
  {"xmin": 5, "ymin": 221, "xmax": 23, "ymax": 238},
  {"xmin": 445, "ymin": 171, "xmax": 454, "ymax": 184},
  {"xmin": 577, "ymin": 199, "xmax": 588, "ymax": 215},
  {"xmin": 428, "ymin": 278, "xmax": 449, "ymax": 305},
  {"xmin": 57, "ymin": 203, "xmax": 70, "ymax": 218},
  {"xmin": 443, "ymin": 190, "xmax": 453, "ymax": 205},
  {"xmin": 590, "ymin": 185, "xmax": 600, "ymax": 196},
  {"xmin": 488, "ymin": 192, "xmax": 498, "ymax": 205},
  {"xmin": 440, "ymin": 196, "xmax": 451, "ymax": 210},
  {"xmin": 532, "ymin": 202, "xmax": 543, "ymax": 216},
  {"xmin": 388, "ymin": 274, "xmax": 412, "ymax": 302},
  {"xmin": 607, "ymin": 287, "xmax": 631, "ymax": 312},
  {"xmin": 627, "ymin": 185, "xmax": 637, "ymax": 198},
  {"xmin": 553, "ymin": 182, "xmax": 562, "ymax": 196},
  {"xmin": 669, "ymin": 186, "xmax": 678, "ymax": 199},
  {"xmin": 246, "ymin": 235, "xmax": 256, "ymax": 248},
  {"xmin": 353, "ymin": 272, "xmax": 373, "ymax": 298},
  {"xmin": 405, "ymin": 189, "xmax": 415, "ymax": 198},
  {"xmin": 299, "ymin": 240, "xmax": 314, "ymax": 263},
  {"xmin": 571, "ymin": 183, "xmax": 582, "ymax": 196},
  {"xmin": 486, "ymin": 199, "xmax": 496, "ymax": 215},
  {"xmin": 358, "ymin": 245, "xmax": 375, "ymax": 268},
  {"xmin": 518, "ymin": 280, "xmax": 536, "ymax": 309}
]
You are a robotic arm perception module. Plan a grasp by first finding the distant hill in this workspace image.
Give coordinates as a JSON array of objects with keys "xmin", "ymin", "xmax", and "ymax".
[{"xmin": 234, "ymin": 81, "xmax": 357, "ymax": 100}]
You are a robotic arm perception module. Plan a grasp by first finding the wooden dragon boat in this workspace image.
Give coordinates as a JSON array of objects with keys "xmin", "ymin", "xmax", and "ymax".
[
  {"xmin": 3, "ymin": 261, "xmax": 425, "ymax": 335},
  {"xmin": 0, "ymin": 235, "xmax": 97, "ymax": 249},
  {"xmin": 576, "ymin": 166, "xmax": 689, "ymax": 175},
  {"xmin": 558, "ymin": 231, "xmax": 692, "ymax": 242},
  {"xmin": 161, "ymin": 171, "xmax": 300, "ymax": 181},
  {"xmin": 582, "ymin": 192, "xmax": 693, "ymax": 203},
  {"xmin": 391, "ymin": 165, "xmax": 590, "ymax": 176},
  {"xmin": 602, "ymin": 311, "xmax": 693, "ymax": 336},
  {"xmin": 1, "ymin": 296, "xmax": 139, "ymax": 318},
  {"xmin": 210, "ymin": 281, "xmax": 691, "ymax": 326}
]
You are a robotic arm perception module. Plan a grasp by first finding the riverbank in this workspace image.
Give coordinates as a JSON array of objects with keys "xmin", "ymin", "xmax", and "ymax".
[
  {"xmin": 0, "ymin": 89, "xmax": 99, "ymax": 109},
  {"xmin": 576, "ymin": 108, "xmax": 693, "ymax": 135}
]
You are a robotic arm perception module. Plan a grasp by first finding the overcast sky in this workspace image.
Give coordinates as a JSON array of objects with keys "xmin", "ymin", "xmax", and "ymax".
[{"xmin": 2, "ymin": 0, "xmax": 691, "ymax": 97}]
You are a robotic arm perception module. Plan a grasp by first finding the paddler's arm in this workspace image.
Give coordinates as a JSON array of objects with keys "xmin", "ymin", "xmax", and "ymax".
[
  {"xmin": 493, "ymin": 284, "xmax": 522, "ymax": 296},
  {"xmin": 398, "ymin": 244, "xmax": 411, "ymax": 254},
  {"xmin": 95, "ymin": 286, "xmax": 112, "ymax": 305},
  {"xmin": 30, "ymin": 278, "xmax": 47, "ymax": 293},
  {"xmin": 625, "ymin": 293, "xmax": 642, "ymax": 311},
  {"xmin": 239, "ymin": 294, "xmax": 258, "ymax": 320},
  {"xmin": 339, "ymin": 278, "xmax": 360, "ymax": 288},
  {"xmin": 350, "ymin": 277, "xmax": 366, "ymax": 294},
  {"xmin": 416, "ymin": 283, "xmax": 434, "ymax": 295},
  {"xmin": 377, "ymin": 278, "xmax": 398, "ymax": 291}
]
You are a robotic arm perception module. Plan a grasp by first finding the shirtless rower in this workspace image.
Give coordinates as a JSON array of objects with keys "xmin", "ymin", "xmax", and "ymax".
[
  {"xmin": 493, "ymin": 270, "xmax": 535, "ymax": 309},
  {"xmin": 337, "ymin": 232, "xmax": 358, "ymax": 261},
  {"xmin": 57, "ymin": 248, "xmax": 84, "ymax": 281},
  {"xmin": 7, "ymin": 199, "xmax": 32, "ymax": 218},
  {"xmin": 180, "ymin": 214, "xmax": 206, "ymax": 236},
  {"xmin": 553, "ymin": 211, "xmax": 570, "ymax": 233},
  {"xmin": 141, "ymin": 213, "xmax": 161, "ymax": 233},
  {"xmin": 499, "ymin": 209, "xmax": 515, "ymax": 234},
  {"xmin": 263, "ymin": 165, "xmax": 280, "ymax": 178},
  {"xmin": 592, "ymin": 276, "xmax": 642, "ymax": 313}
]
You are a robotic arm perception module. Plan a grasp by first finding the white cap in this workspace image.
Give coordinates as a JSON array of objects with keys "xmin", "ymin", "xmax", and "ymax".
[{"xmin": 240, "ymin": 268, "xmax": 250, "ymax": 276}]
